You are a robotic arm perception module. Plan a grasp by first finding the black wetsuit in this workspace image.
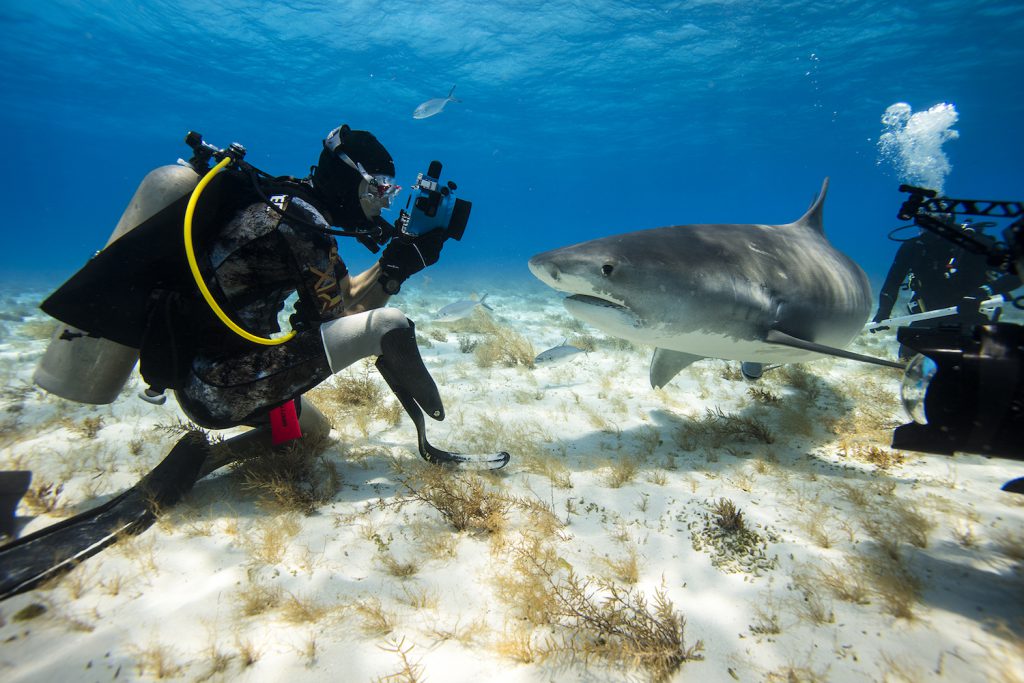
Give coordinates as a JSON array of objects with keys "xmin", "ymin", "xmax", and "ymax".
[
  {"xmin": 875, "ymin": 230, "xmax": 1020, "ymax": 324},
  {"xmin": 167, "ymin": 190, "xmax": 349, "ymax": 429}
]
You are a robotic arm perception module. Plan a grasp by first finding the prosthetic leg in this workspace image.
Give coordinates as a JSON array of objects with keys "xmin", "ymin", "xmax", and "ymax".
[
  {"xmin": 375, "ymin": 323, "xmax": 509, "ymax": 469},
  {"xmin": 320, "ymin": 311, "xmax": 509, "ymax": 468}
]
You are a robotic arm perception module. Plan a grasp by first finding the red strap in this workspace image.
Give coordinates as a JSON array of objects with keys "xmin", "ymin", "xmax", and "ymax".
[{"xmin": 269, "ymin": 400, "xmax": 302, "ymax": 445}]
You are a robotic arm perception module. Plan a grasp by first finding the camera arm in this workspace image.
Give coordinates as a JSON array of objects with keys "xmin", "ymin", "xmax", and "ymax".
[
  {"xmin": 897, "ymin": 186, "xmax": 1024, "ymax": 221},
  {"xmin": 897, "ymin": 185, "xmax": 1024, "ymax": 276}
]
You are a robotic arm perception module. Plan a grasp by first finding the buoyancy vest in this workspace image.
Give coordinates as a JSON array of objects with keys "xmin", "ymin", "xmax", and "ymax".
[{"xmin": 41, "ymin": 169, "xmax": 339, "ymax": 392}]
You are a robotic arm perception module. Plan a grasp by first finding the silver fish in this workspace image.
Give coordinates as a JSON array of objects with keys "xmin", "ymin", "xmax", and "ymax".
[
  {"xmin": 534, "ymin": 340, "xmax": 586, "ymax": 365},
  {"xmin": 413, "ymin": 85, "xmax": 459, "ymax": 119},
  {"xmin": 434, "ymin": 294, "xmax": 492, "ymax": 323}
]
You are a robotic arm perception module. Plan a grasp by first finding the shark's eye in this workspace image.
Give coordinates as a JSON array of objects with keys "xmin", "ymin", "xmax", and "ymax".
[{"xmin": 601, "ymin": 264, "xmax": 614, "ymax": 276}]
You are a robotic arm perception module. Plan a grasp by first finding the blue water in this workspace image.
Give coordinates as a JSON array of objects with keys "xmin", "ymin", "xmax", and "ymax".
[{"xmin": 2, "ymin": 1, "xmax": 1022, "ymax": 290}]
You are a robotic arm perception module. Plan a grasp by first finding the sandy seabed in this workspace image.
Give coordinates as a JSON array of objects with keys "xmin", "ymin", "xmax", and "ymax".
[{"xmin": 0, "ymin": 275, "xmax": 1022, "ymax": 683}]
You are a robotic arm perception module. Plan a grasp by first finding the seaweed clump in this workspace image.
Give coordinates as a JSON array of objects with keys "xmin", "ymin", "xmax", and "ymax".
[
  {"xmin": 540, "ymin": 571, "xmax": 704, "ymax": 682},
  {"xmin": 306, "ymin": 360, "xmax": 402, "ymax": 431},
  {"xmin": 500, "ymin": 538, "xmax": 705, "ymax": 682},
  {"xmin": 474, "ymin": 326, "xmax": 536, "ymax": 369},
  {"xmin": 688, "ymin": 498, "xmax": 779, "ymax": 576},
  {"xmin": 232, "ymin": 431, "xmax": 340, "ymax": 514},
  {"xmin": 381, "ymin": 463, "xmax": 517, "ymax": 535},
  {"xmin": 840, "ymin": 443, "xmax": 906, "ymax": 470},
  {"xmin": 675, "ymin": 407, "xmax": 775, "ymax": 450}
]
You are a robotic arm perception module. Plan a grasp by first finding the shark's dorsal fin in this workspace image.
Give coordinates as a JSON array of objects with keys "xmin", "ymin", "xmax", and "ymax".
[
  {"xmin": 650, "ymin": 349, "xmax": 704, "ymax": 389},
  {"xmin": 786, "ymin": 178, "xmax": 829, "ymax": 235}
]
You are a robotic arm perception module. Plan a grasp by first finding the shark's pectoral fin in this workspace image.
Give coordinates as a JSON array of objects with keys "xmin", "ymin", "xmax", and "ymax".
[
  {"xmin": 650, "ymin": 349, "xmax": 704, "ymax": 389},
  {"xmin": 764, "ymin": 329, "xmax": 906, "ymax": 370}
]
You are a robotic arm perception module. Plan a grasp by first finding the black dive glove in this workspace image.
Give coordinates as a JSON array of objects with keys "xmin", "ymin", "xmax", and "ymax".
[
  {"xmin": 377, "ymin": 230, "xmax": 446, "ymax": 294},
  {"xmin": 869, "ymin": 306, "xmax": 892, "ymax": 334},
  {"xmin": 873, "ymin": 292, "xmax": 895, "ymax": 324}
]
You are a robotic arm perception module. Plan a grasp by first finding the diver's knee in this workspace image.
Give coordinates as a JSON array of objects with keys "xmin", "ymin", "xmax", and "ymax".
[
  {"xmin": 320, "ymin": 308, "xmax": 411, "ymax": 373},
  {"xmin": 366, "ymin": 307, "xmax": 410, "ymax": 338}
]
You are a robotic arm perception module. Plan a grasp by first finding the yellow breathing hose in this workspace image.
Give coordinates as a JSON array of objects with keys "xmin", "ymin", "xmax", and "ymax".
[{"xmin": 184, "ymin": 156, "xmax": 296, "ymax": 346}]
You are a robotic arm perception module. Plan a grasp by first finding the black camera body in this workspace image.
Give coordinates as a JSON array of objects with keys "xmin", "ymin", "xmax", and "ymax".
[{"xmin": 893, "ymin": 323, "xmax": 1023, "ymax": 459}]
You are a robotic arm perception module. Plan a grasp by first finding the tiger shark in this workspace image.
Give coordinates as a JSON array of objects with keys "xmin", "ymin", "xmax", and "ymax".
[{"xmin": 528, "ymin": 179, "xmax": 901, "ymax": 388}]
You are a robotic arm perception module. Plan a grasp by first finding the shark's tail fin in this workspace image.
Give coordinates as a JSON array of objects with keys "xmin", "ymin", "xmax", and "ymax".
[{"xmin": 789, "ymin": 177, "xmax": 829, "ymax": 235}]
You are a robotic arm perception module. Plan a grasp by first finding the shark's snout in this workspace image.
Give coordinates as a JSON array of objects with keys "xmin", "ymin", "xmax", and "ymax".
[{"xmin": 527, "ymin": 254, "xmax": 560, "ymax": 284}]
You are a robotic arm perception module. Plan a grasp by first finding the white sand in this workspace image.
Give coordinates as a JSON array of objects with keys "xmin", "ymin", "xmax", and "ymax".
[{"xmin": 1, "ymin": 276, "xmax": 1022, "ymax": 682}]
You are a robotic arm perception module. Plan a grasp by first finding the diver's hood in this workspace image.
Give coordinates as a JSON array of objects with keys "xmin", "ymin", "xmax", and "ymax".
[{"xmin": 311, "ymin": 125, "xmax": 395, "ymax": 228}]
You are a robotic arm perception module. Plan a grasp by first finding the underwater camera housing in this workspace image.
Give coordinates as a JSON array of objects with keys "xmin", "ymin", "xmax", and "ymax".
[
  {"xmin": 892, "ymin": 186, "xmax": 1024, "ymax": 487},
  {"xmin": 397, "ymin": 161, "xmax": 471, "ymax": 240},
  {"xmin": 893, "ymin": 323, "xmax": 1023, "ymax": 459}
]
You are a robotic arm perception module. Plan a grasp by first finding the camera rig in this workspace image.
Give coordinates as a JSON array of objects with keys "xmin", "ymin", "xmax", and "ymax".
[
  {"xmin": 395, "ymin": 160, "xmax": 471, "ymax": 241},
  {"xmin": 897, "ymin": 185, "xmax": 1024, "ymax": 284},
  {"xmin": 891, "ymin": 185, "xmax": 1024, "ymax": 480}
]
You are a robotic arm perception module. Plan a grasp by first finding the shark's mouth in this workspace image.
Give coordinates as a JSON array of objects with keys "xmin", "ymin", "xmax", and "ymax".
[
  {"xmin": 563, "ymin": 295, "xmax": 641, "ymax": 333},
  {"xmin": 565, "ymin": 294, "xmax": 627, "ymax": 312}
]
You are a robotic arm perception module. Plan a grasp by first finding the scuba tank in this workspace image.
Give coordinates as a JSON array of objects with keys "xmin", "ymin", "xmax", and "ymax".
[
  {"xmin": 34, "ymin": 131, "xmax": 316, "ymax": 405},
  {"xmin": 33, "ymin": 165, "xmax": 200, "ymax": 404}
]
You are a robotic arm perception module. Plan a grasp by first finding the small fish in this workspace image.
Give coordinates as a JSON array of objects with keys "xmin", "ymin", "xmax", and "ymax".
[
  {"xmin": 413, "ymin": 85, "xmax": 460, "ymax": 119},
  {"xmin": 434, "ymin": 294, "xmax": 492, "ymax": 323},
  {"xmin": 534, "ymin": 339, "xmax": 586, "ymax": 365}
]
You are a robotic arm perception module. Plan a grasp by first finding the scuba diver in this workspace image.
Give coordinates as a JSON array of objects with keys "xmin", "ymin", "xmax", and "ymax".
[
  {"xmin": 34, "ymin": 124, "xmax": 509, "ymax": 469},
  {"xmin": 0, "ymin": 125, "xmax": 505, "ymax": 595},
  {"xmin": 870, "ymin": 218, "xmax": 1021, "ymax": 356}
]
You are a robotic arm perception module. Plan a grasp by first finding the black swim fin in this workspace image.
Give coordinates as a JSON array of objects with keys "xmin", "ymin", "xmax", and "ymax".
[
  {"xmin": 0, "ymin": 471, "xmax": 32, "ymax": 538},
  {"xmin": 0, "ymin": 434, "xmax": 208, "ymax": 601},
  {"xmin": 1001, "ymin": 477, "xmax": 1024, "ymax": 495}
]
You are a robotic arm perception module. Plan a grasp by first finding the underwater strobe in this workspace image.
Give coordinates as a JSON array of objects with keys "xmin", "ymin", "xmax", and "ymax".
[
  {"xmin": 891, "ymin": 186, "xmax": 1024, "ymax": 487},
  {"xmin": 396, "ymin": 161, "xmax": 471, "ymax": 240}
]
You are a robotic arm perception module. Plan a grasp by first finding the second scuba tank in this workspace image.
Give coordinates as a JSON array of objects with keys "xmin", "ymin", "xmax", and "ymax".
[{"xmin": 33, "ymin": 165, "xmax": 200, "ymax": 404}]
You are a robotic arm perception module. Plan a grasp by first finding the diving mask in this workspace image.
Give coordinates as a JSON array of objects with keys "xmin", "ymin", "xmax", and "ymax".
[
  {"xmin": 357, "ymin": 172, "xmax": 401, "ymax": 216},
  {"xmin": 331, "ymin": 149, "xmax": 400, "ymax": 216}
]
